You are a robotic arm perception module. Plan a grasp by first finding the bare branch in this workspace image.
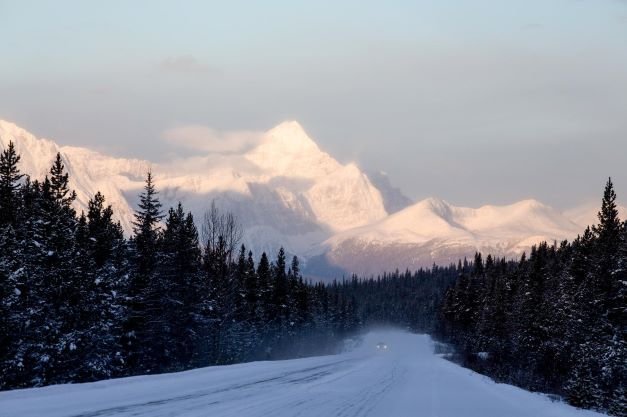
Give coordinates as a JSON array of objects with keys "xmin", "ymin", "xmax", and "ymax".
[{"xmin": 201, "ymin": 200, "xmax": 243, "ymax": 263}]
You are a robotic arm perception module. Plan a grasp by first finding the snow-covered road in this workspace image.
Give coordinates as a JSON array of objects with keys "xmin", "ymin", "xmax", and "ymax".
[{"xmin": 0, "ymin": 331, "xmax": 606, "ymax": 417}]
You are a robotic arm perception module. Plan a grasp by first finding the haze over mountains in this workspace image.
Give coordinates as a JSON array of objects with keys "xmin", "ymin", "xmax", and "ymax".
[{"xmin": 0, "ymin": 119, "xmax": 623, "ymax": 278}]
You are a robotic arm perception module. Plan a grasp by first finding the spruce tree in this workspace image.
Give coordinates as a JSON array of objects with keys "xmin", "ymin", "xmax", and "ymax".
[
  {"xmin": 272, "ymin": 248, "xmax": 288, "ymax": 323},
  {"xmin": 42, "ymin": 157, "xmax": 80, "ymax": 384},
  {"xmin": 125, "ymin": 171, "xmax": 164, "ymax": 373},
  {"xmin": 143, "ymin": 203, "xmax": 200, "ymax": 371},
  {"xmin": 49, "ymin": 153, "xmax": 76, "ymax": 213},
  {"xmin": 87, "ymin": 192, "xmax": 124, "ymax": 267},
  {"xmin": 594, "ymin": 178, "xmax": 621, "ymax": 292},
  {"xmin": 0, "ymin": 141, "xmax": 23, "ymax": 226},
  {"xmin": 255, "ymin": 252, "xmax": 273, "ymax": 355},
  {"xmin": 257, "ymin": 252, "xmax": 272, "ymax": 319},
  {"xmin": 596, "ymin": 178, "xmax": 621, "ymax": 248},
  {"xmin": 132, "ymin": 171, "xmax": 163, "ymax": 275},
  {"xmin": 0, "ymin": 142, "xmax": 23, "ymax": 388},
  {"xmin": 244, "ymin": 250, "xmax": 259, "ymax": 322}
]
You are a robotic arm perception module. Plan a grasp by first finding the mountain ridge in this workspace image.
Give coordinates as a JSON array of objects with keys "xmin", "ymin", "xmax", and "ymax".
[
  {"xmin": 0, "ymin": 119, "xmax": 613, "ymax": 278},
  {"xmin": 321, "ymin": 196, "xmax": 584, "ymax": 275},
  {"xmin": 0, "ymin": 119, "xmax": 388, "ymax": 267}
]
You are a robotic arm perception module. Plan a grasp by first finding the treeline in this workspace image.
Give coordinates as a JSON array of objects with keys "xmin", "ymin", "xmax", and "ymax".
[
  {"xmin": 439, "ymin": 179, "xmax": 626, "ymax": 416},
  {"xmin": 0, "ymin": 143, "xmax": 367, "ymax": 389},
  {"xmin": 345, "ymin": 266, "xmax": 457, "ymax": 333}
]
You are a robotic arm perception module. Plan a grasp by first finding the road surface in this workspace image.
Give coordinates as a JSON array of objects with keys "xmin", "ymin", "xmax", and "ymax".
[{"xmin": 0, "ymin": 330, "xmax": 606, "ymax": 417}]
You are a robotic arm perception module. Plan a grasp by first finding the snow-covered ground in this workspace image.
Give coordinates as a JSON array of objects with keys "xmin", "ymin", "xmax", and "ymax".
[{"xmin": 0, "ymin": 331, "xmax": 606, "ymax": 417}]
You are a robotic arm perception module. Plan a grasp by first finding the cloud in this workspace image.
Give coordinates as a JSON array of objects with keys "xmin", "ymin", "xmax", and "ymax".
[
  {"xmin": 162, "ymin": 125, "xmax": 264, "ymax": 154},
  {"xmin": 159, "ymin": 55, "xmax": 218, "ymax": 75}
]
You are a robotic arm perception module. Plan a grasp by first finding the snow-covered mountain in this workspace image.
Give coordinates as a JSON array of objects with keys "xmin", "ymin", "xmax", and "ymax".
[
  {"xmin": 0, "ymin": 119, "xmax": 387, "ymax": 263},
  {"xmin": 0, "ymin": 120, "xmax": 149, "ymax": 233},
  {"xmin": 0, "ymin": 119, "xmax": 610, "ymax": 278},
  {"xmin": 318, "ymin": 198, "xmax": 583, "ymax": 275}
]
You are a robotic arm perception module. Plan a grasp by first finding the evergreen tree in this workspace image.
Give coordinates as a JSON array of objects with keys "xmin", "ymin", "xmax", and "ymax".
[
  {"xmin": 256, "ymin": 252, "xmax": 273, "ymax": 355},
  {"xmin": 148, "ymin": 203, "xmax": 202, "ymax": 371},
  {"xmin": 0, "ymin": 142, "xmax": 23, "ymax": 388},
  {"xmin": 49, "ymin": 153, "xmax": 76, "ymax": 213},
  {"xmin": 87, "ymin": 192, "xmax": 124, "ymax": 267},
  {"xmin": 244, "ymin": 250, "xmax": 259, "ymax": 323},
  {"xmin": 257, "ymin": 252, "xmax": 272, "ymax": 321},
  {"xmin": 132, "ymin": 171, "xmax": 163, "ymax": 275},
  {"xmin": 272, "ymin": 248, "xmax": 288, "ymax": 323},
  {"xmin": 595, "ymin": 178, "xmax": 621, "ymax": 256},
  {"xmin": 124, "ymin": 171, "xmax": 164, "ymax": 373},
  {"xmin": 0, "ymin": 141, "xmax": 23, "ymax": 226}
]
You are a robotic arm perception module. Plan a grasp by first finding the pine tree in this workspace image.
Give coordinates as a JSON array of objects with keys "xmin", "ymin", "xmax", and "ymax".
[
  {"xmin": 125, "ymin": 171, "xmax": 164, "ymax": 373},
  {"xmin": 87, "ymin": 192, "xmax": 123, "ymax": 267},
  {"xmin": 132, "ymin": 171, "xmax": 163, "ymax": 275},
  {"xmin": 257, "ymin": 252, "xmax": 272, "ymax": 320},
  {"xmin": 0, "ymin": 141, "xmax": 23, "ymax": 226},
  {"xmin": 272, "ymin": 248, "xmax": 288, "ymax": 323},
  {"xmin": 0, "ymin": 156, "xmax": 81, "ymax": 386},
  {"xmin": 255, "ymin": 252, "xmax": 273, "ymax": 356},
  {"xmin": 233, "ymin": 245, "xmax": 248, "ymax": 322},
  {"xmin": 291, "ymin": 256, "xmax": 309, "ymax": 326},
  {"xmin": 146, "ymin": 203, "xmax": 202, "ymax": 371},
  {"xmin": 244, "ymin": 250, "xmax": 259, "ymax": 322},
  {"xmin": 595, "ymin": 178, "xmax": 621, "ymax": 252},
  {"xmin": 42, "ymin": 157, "xmax": 81, "ymax": 384},
  {"xmin": 49, "ymin": 153, "xmax": 76, "ymax": 214},
  {"xmin": 0, "ymin": 142, "xmax": 23, "ymax": 388},
  {"xmin": 3, "ymin": 180, "xmax": 53, "ymax": 387}
]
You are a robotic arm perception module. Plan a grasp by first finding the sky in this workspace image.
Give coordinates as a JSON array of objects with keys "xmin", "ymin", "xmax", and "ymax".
[{"xmin": 1, "ymin": 0, "xmax": 626, "ymax": 209}]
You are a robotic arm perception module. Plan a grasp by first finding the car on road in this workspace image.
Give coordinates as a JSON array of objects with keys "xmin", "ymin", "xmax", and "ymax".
[{"xmin": 376, "ymin": 342, "xmax": 388, "ymax": 351}]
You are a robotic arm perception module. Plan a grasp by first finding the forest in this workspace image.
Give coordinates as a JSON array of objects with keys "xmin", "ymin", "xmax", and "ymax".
[
  {"xmin": 0, "ymin": 142, "xmax": 624, "ymax": 415},
  {"xmin": 438, "ymin": 179, "xmax": 626, "ymax": 415}
]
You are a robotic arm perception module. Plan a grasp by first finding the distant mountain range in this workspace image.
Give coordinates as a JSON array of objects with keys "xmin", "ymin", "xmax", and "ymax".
[{"xmin": 1, "ymin": 119, "xmax": 623, "ymax": 278}]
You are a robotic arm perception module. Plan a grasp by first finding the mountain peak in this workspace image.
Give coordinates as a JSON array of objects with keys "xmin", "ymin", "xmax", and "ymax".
[
  {"xmin": 0, "ymin": 119, "xmax": 40, "ymax": 145},
  {"xmin": 507, "ymin": 198, "xmax": 545, "ymax": 210},
  {"xmin": 0, "ymin": 119, "xmax": 63, "ymax": 179},
  {"xmin": 263, "ymin": 121, "xmax": 320, "ymax": 154},
  {"xmin": 267, "ymin": 120, "xmax": 306, "ymax": 135},
  {"xmin": 246, "ymin": 121, "xmax": 340, "ymax": 178}
]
